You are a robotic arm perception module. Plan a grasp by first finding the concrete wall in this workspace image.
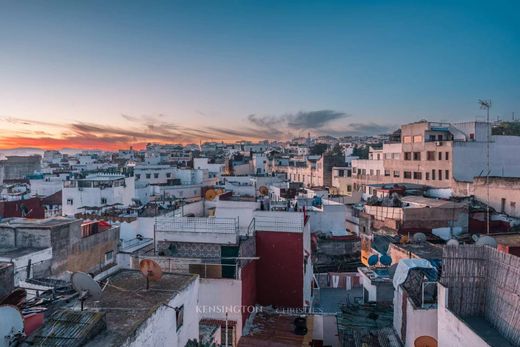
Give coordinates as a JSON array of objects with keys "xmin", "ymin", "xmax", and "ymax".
[
  {"xmin": 124, "ymin": 277, "xmax": 200, "ymax": 347},
  {"xmin": 474, "ymin": 177, "xmax": 520, "ymax": 218},
  {"xmin": 0, "ymin": 263, "xmax": 14, "ymax": 297},
  {"xmin": 437, "ymin": 284, "xmax": 489, "ymax": 347},
  {"xmin": 198, "ymin": 278, "xmax": 243, "ymax": 341},
  {"xmin": 0, "ymin": 248, "xmax": 53, "ymax": 285}
]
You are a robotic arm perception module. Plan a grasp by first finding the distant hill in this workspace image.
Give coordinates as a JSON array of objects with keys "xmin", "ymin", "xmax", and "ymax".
[{"xmin": 492, "ymin": 121, "xmax": 520, "ymax": 136}]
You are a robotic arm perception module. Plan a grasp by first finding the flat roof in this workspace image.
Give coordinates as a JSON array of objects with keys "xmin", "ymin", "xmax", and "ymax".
[
  {"xmin": 0, "ymin": 247, "xmax": 49, "ymax": 259},
  {"xmin": 401, "ymin": 195, "xmax": 466, "ymax": 209},
  {"xmin": 86, "ymin": 270, "xmax": 197, "ymax": 346},
  {"xmin": 0, "ymin": 217, "xmax": 77, "ymax": 228},
  {"xmin": 391, "ymin": 242, "xmax": 444, "ymax": 260},
  {"xmin": 239, "ymin": 311, "xmax": 312, "ymax": 346},
  {"xmin": 491, "ymin": 233, "xmax": 520, "ymax": 246}
]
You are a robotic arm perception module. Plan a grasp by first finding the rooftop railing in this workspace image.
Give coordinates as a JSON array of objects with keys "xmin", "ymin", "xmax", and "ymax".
[{"xmin": 155, "ymin": 216, "xmax": 239, "ymax": 234}]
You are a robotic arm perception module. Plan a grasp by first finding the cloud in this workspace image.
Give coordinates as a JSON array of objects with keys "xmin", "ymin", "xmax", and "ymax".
[{"xmin": 0, "ymin": 110, "xmax": 392, "ymax": 150}]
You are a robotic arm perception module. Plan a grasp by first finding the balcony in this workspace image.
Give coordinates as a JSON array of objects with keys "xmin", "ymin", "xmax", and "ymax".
[{"xmin": 155, "ymin": 217, "xmax": 240, "ymax": 244}]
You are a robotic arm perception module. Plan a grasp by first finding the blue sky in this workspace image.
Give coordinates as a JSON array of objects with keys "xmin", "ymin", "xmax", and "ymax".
[{"xmin": 0, "ymin": 0, "xmax": 518, "ymax": 148}]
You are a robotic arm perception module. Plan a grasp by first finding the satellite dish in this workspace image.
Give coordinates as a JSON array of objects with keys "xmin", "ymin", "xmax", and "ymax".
[
  {"xmin": 140, "ymin": 259, "xmax": 163, "ymax": 289},
  {"xmin": 71, "ymin": 272, "xmax": 102, "ymax": 311},
  {"xmin": 258, "ymin": 186, "xmax": 269, "ymax": 196},
  {"xmin": 368, "ymin": 254, "xmax": 379, "ymax": 266},
  {"xmin": 472, "ymin": 234, "xmax": 479, "ymax": 242},
  {"xmin": 388, "ymin": 264, "xmax": 398, "ymax": 278},
  {"xmin": 205, "ymin": 189, "xmax": 216, "ymax": 201},
  {"xmin": 0, "ymin": 305, "xmax": 24, "ymax": 347},
  {"xmin": 413, "ymin": 233, "xmax": 427, "ymax": 243},
  {"xmin": 447, "ymin": 239, "xmax": 459, "ymax": 246},
  {"xmin": 475, "ymin": 235, "xmax": 497, "ymax": 248},
  {"xmin": 414, "ymin": 336, "xmax": 438, "ymax": 347},
  {"xmin": 380, "ymin": 254, "xmax": 392, "ymax": 266}
]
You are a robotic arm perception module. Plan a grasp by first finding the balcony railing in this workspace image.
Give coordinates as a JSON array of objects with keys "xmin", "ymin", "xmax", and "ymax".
[{"xmin": 155, "ymin": 217, "xmax": 239, "ymax": 234}]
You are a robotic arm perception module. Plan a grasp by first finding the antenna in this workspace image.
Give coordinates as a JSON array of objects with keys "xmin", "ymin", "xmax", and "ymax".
[
  {"xmin": 139, "ymin": 259, "xmax": 163, "ymax": 290},
  {"xmin": 0, "ymin": 305, "xmax": 24, "ymax": 347},
  {"xmin": 71, "ymin": 272, "xmax": 102, "ymax": 311},
  {"xmin": 479, "ymin": 99, "xmax": 492, "ymax": 235}
]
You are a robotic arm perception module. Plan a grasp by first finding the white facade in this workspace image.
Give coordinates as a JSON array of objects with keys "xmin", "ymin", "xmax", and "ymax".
[
  {"xmin": 124, "ymin": 277, "xmax": 200, "ymax": 347},
  {"xmin": 62, "ymin": 174, "xmax": 135, "ymax": 216},
  {"xmin": 193, "ymin": 158, "xmax": 224, "ymax": 176}
]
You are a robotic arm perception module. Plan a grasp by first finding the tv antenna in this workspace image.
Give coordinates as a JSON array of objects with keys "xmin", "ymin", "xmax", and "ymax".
[
  {"xmin": 71, "ymin": 272, "xmax": 102, "ymax": 311},
  {"xmin": 139, "ymin": 259, "xmax": 163, "ymax": 290},
  {"xmin": 0, "ymin": 305, "xmax": 24, "ymax": 347},
  {"xmin": 478, "ymin": 99, "xmax": 492, "ymax": 234}
]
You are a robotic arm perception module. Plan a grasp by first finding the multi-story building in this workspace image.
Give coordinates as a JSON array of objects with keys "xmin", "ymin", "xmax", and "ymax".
[
  {"xmin": 62, "ymin": 173, "xmax": 135, "ymax": 216},
  {"xmin": 352, "ymin": 121, "xmax": 520, "ymax": 196},
  {"xmin": 0, "ymin": 155, "xmax": 41, "ymax": 184}
]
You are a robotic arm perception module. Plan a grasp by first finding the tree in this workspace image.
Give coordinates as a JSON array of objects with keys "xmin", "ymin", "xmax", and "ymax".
[{"xmin": 310, "ymin": 143, "xmax": 328, "ymax": 155}]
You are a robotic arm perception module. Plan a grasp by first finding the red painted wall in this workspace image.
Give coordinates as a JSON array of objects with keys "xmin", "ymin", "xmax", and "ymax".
[
  {"xmin": 0, "ymin": 198, "xmax": 45, "ymax": 219},
  {"xmin": 241, "ymin": 261, "xmax": 257, "ymax": 325},
  {"xmin": 255, "ymin": 231, "xmax": 303, "ymax": 308}
]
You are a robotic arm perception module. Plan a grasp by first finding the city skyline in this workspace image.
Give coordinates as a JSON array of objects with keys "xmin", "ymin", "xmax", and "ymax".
[{"xmin": 1, "ymin": 0, "xmax": 519, "ymax": 149}]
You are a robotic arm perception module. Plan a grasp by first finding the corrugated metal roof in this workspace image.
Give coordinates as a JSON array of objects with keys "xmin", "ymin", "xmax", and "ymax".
[{"xmin": 29, "ymin": 310, "xmax": 106, "ymax": 347}]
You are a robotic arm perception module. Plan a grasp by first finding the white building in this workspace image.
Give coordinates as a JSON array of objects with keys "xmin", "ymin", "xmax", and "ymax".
[{"xmin": 62, "ymin": 173, "xmax": 135, "ymax": 216}]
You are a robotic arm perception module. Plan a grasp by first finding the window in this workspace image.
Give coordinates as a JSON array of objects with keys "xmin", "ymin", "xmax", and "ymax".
[
  {"xmin": 370, "ymin": 169, "xmax": 374, "ymax": 176},
  {"xmin": 135, "ymin": 174, "xmax": 141, "ymax": 179},
  {"xmin": 413, "ymin": 152, "xmax": 421, "ymax": 161},
  {"xmin": 470, "ymin": 133, "xmax": 475, "ymax": 140},
  {"xmin": 511, "ymin": 201, "xmax": 516, "ymax": 212},
  {"xmin": 438, "ymin": 170, "xmax": 442, "ymax": 180},
  {"xmin": 166, "ymin": 173, "xmax": 171, "ymax": 178},
  {"xmin": 404, "ymin": 152, "xmax": 412, "ymax": 161},
  {"xmin": 67, "ymin": 198, "xmax": 73, "ymax": 205},
  {"xmin": 393, "ymin": 171, "xmax": 400, "ymax": 178},
  {"xmin": 427, "ymin": 151, "xmax": 436, "ymax": 161},
  {"xmin": 347, "ymin": 170, "xmax": 352, "ymax": 177},
  {"xmin": 154, "ymin": 173, "xmax": 159, "ymax": 179},
  {"xmin": 404, "ymin": 171, "xmax": 412, "ymax": 179},
  {"xmin": 338, "ymin": 170, "xmax": 344, "ymax": 177},
  {"xmin": 501, "ymin": 198, "xmax": 506, "ymax": 213},
  {"xmin": 445, "ymin": 170, "xmax": 450, "ymax": 179},
  {"xmin": 438, "ymin": 152, "xmax": 442, "ymax": 161},
  {"xmin": 385, "ymin": 153, "xmax": 392, "ymax": 159},
  {"xmin": 403, "ymin": 136, "xmax": 412, "ymax": 143},
  {"xmin": 376, "ymin": 170, "xmax": 380, "ymax": 176},
  {"xmin": 413, "ymin": 135, "xmax": 423, "ymax": 143},
  {"xmin": 437, "ymin": 135, "xmax": 443, "ymax": 140},
  {"xmin": 413, "ymin": 172, "xmax": 422, "ymax": 180},
  {"xmin": 176, "ymin": 305, "xmax": 184, "ymax": 331},
  {"xmin": 146, "ymin": 173, "xmax": 151, "ymax": 179},
  {"xmin": 101, "ymin": 198, "xmax": 107, "ymax": 204},
  {"xmin": 426, "ymin": 172, "xmax": 430, "ymax": 180},
  {"xmin": 104, "ymin": 250, "xmax": 114, "ymax": 264},
  {"xmin": 384, "ymin": 170, "xmax": 391, "ymax": 177},
  {"xmin": 377, "ymin": 154, "xmax": 381, "ymax": 160},
  {"xmin": 432, "ymin": 169, "xmax": 436, "ymax": 180},
  {"xmin": 347, "ymin": 185, "xmax": 352, "ymax": 192},
  {"xmin": 445, "ymin": 152, "xmax": 449, "ymax": 160},
  {"xmin": 429, "ymin": 135, "xmax": 436, "ymax": 141},
  {"xmin": 393, "ymin": 153, "xmax": 401, "ymax": 160}
]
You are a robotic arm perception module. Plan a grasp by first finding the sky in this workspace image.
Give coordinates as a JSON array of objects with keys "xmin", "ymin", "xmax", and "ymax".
[{"xmin": 0, "ymin": 0, "xmax": 519, "ymax": 150}]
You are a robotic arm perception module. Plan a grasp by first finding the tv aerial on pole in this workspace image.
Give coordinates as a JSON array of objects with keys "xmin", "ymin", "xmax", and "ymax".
[
  {"xmin": 71, "ymin": 272, "xmax": 102, "ymax": 311},
  {"xmin": 478, "ymin": 99, "xmax": 492, "ymax": 235}
]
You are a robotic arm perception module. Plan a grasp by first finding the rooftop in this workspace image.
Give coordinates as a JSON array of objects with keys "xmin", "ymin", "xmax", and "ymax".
[
  {"xmin": 0, "ymin": 217, "xmax": 77, "ymax": 228},
  {"xmin": 390, "ymin": 241, "xmax": 443, "ymax": 260},
  {"xmin": 0, "ymin": 246, "xmax": 49, "ymax": 259},
  {"xmin": 29, "ymin": 270, "xmax": 197, "ymax": 346},
  {"xmin": 239, "ymin": 311, "xmax": 313, "ymax": 347},
  {"xmin": 401, "ymin": 195, "xmax": 466, "ymax": 209}
]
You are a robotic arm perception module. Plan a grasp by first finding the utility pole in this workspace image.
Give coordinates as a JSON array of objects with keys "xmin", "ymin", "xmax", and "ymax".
[{"xmin": 479, "ymin": 99, "xmax": 492, "ymax": 235}]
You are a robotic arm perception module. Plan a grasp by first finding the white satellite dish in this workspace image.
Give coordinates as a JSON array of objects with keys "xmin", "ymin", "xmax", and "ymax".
[
  {"xmin": 412, "ymin": 232, "xmax": 427, "ymax": 243},
  {"xmin": 71, "ymin": 272, "xmax": 102, "ymax": 311},
  {"xmin": 475, "ymin": 235, "xmax": 497, "ymax": 248},
  {"xmin": 0, "ymin": 305, "xmax": 24, "ymax": 347},
  {"xmin": 447, "ymin": 239, "xmax": 459, "ymax": 246}
]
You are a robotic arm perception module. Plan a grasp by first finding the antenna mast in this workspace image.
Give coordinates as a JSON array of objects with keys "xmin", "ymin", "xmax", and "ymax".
[{"xmin": 479, "ymin": 99, "xmax": 491, "ymax": 235}]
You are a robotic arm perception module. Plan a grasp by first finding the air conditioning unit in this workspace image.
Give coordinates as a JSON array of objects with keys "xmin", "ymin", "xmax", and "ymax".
[{"xmin": 435, "ymin": 141, "xmax": 443, "ymax": 146}]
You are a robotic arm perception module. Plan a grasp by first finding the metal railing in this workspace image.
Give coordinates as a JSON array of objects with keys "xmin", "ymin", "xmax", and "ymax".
[{"xmin": 155, "ymin": 217, "xmax": 239, "ymax": 234}]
